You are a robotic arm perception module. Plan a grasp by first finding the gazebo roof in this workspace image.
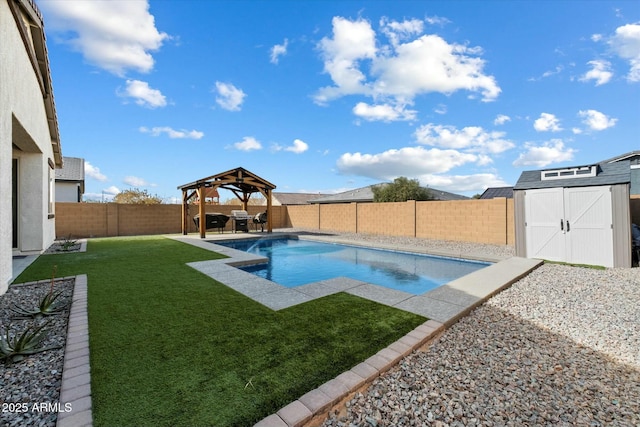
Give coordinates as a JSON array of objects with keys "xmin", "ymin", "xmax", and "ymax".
[
  {"xmin": 178, "ymin": 167, "xmax": 276, "ymax": 236},
  {"xmin": 177, "ymin": 167, "xmax": 276, "ymax": 194}
]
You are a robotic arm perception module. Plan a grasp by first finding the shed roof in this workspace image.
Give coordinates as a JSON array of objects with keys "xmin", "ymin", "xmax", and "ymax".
[{"xmin": 514, "ymin": 161, "xmax": 630, "ymax": 191}]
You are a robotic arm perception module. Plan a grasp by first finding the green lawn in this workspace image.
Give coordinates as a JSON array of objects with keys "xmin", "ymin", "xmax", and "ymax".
[{"xmin": 15, "ymin": 236, "xmax": 425, "ymax": 427}]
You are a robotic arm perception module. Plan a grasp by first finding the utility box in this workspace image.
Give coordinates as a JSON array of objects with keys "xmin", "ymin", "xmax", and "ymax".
[{"xmin": 514, "ymin": 161, "xmax": 631, "ymax": 268}]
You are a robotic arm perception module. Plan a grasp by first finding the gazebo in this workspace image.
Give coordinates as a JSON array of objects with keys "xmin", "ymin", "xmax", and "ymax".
[{"xmin": 177, "ymin": 167, "xmax": 276, "ymax": 238}]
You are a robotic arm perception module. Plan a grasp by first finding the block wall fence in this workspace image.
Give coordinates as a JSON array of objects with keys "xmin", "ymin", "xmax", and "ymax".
[
  {"xmin": 57, "ymin": 198, "xmax": 518, "ymax": 245},
  {"xmin": 56, "ymin": 196, "xmax": 640, "ymax": 245},
  {"xmin": 54, "ymin": 203, "xmax": 288, "ymax": 238},
  {"xmin": 286, "ymin": 198, "xmax": 515, "ymax": 245}
]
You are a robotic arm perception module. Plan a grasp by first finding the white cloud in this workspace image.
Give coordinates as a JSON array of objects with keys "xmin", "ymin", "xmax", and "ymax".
[
  {"xmin": 528, "ymin": 65, "xmax": 563, "ymax": 82},
  {"xmin": 286, "ymin": 139, "xmax": 309, "ymax": 154},
  {"xmin": 424, "ymin": 15, "xmax": 451, "ymax": 26},
  {"xmin": 609, "ymin": 23, "xmax": 640, "ymax": 82},
  {"xmin": 380, "ymin": 17, "xmax": 424, "ymax": 47},
  {"xmin": 579, "ymin": 60, "xmax": 613, "ymax": 86},
  {"xmin": 270, "ymin": 39, "xmax": 288, "ymax": 64},
  {"xmin": 533, "ymin": 113, "xmax": 562, "ymax": 132},
  {"xmin": 352, "ymin": 102, "xmax": 417, "ymax": 122},
  {"xmin": 139, "ymin": 126, "xmax": 204, "ymax": 139},
  {"xmin": 85, "ymin": 161, "xmax": 107, "ymax": 181},
  {"xmin": 123, "ymin": 176, "xmax": 151, "ymax": 187},
  {"xmin": 414, "ymin": 124, "xmax": 514, "ymax": 154},
  {"xmin": 39, "ymin": 0, "xmax": 169, "ymax": 76},
  {"xmin": 336, "ymin": 146, "xmax": 508, "ymax": 193},
  {"xmin": 214, "ymin": 82, "xmax": 246, "ymax": 111},
  {"xmin": 272, "ymin": 139, "xmax": 309, "ymax": 153},
  {"xmin": 337, "ymin": 146, "xmax": 479, "ymax": 179},
  {"xmin": 434, "ymin": 104, "xmax": 447, "ymax": 115},
  {"xmin": 315, "ymin": 17, "xmax": 377, "ymax": 104},
  {"xmin": 120, "ymin": 79, "xmax": 167, "ymax": 108},
  {"xmin": 233, "ymin": 136, "xmax": 262, "ymax": 151},
  {"xmin": 104, "ymin": 186, "xmax": 120, "ymax": 195},
  {"xmin": 315, "ymin": 16, "xmax": 500, "ymax": 110},
  {"xmin": 418, "ymin": 173, "xmax": 508, "ymax": 193},
  {"xmin": 494, "ymin": 114, "xmax": 511, "ymax": 125},
  {"xmin": 513, "ymin": 139, "xmax": 576, "ymax": 167},
  {"xmin": 578, "ymin": 109, "xmax": 617, "ymax": 131},
  {"xmin": 388, "ymin": 31, "xmax": 499, "ymax": 97}
]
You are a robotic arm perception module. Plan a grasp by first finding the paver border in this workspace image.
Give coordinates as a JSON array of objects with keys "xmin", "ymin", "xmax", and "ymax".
[{"xmin": 57, "ymin": 274, "xmax": 93, "ymax": 427}]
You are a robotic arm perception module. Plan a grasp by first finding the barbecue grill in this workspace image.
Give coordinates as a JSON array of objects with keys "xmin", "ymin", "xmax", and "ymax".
[
  {"xmin": 193, "ymin": 213, "xmax": 229, "ymax": 233},
  {"xmin": 230, "ymin": 210, "xmax": 251, "ymax": 233}
]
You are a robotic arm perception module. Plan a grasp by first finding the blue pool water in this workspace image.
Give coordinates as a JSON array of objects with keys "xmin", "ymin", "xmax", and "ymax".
[{"xmin": 217, "ymin": 238, "xmax": 490, "ymax": 295}]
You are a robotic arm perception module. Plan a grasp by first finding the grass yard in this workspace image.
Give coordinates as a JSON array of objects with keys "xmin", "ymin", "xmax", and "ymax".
[{"xmin": 15, "ymin": 236, "xmax": 426, "ymax": 426}]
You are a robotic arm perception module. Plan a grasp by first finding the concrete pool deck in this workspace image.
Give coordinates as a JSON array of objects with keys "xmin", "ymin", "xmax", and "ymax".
[
  {"xmin": 170, "ymin": 233, "xmax": 541, "ymax": 325},
  {"xmin": 170, "ymin": 232, "xmax": 542, "ymax": 427}
]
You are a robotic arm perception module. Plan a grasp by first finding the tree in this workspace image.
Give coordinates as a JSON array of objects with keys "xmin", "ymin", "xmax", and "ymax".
[
  {"xmin": 113, "ymin": 188, "xmax": 163, "ymax": 204},
  {"xmin": 372, "ymin": 177, "xmax": 434, "ymax": 202}
]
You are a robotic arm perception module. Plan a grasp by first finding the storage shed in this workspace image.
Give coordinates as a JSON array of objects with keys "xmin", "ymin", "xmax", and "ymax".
[{"xmin": 514, "ymin": 161, "xmax": 631, "ymax": 268}]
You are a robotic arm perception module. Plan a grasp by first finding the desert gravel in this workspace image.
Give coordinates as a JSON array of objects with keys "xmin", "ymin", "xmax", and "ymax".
[{"xmin": 323, "ymin": 262, "xmax": 640, "ymax": 427}]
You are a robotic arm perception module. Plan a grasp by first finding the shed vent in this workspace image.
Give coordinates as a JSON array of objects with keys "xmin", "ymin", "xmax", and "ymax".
[{"xmin": 541, "ymin": 165, "xmax": 597, "ymax": 181}]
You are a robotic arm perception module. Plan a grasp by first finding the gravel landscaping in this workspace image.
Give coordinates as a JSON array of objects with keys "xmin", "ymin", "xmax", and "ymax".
[
  {"xmin": 322, "ymin": 263, "xmax": 640, "ymax": 427},
  {"xmin": 0, "ymin": 278, "xmax": 73, "ymax": 427},
  {"xmin": 4, "ymin": 232, "xmax": 639, "ymax": 427}
]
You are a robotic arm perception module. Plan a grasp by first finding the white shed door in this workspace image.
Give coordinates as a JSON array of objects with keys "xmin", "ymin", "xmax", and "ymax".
[
  {"xmin": 564, "ymin": 186, "xmax": 613, "ymax": 267},
  {"xmin": 524, "ymin": 186, "xmax": 613, "ymax": 267},
  {"xmin": 524, "ymin": 188, "xmax": 565, "ymax": 262}
]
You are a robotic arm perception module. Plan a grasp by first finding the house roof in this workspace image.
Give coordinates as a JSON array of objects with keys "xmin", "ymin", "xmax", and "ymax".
[
  {"xmin": 55, "ymin": 157, "xmax": 84, "ymax": 181},
  {"xmin": 514, "ymin": 161, "xmax": 631, "ymax": 191},
  {"xmin": 272, "ymin": 192, "xmax": 330, "ymax": 205},
  {"xmin": 599, "ymin": 150, "xmax": 640, "ymax": 166},
  {"xmin": 11, "ymin": 0, "xmax": 62, "ymax": 167},
  {"xmin": 479, "ymin": 186, "xmax": 514, "ymax": 199},
  {"xmin": 309, "ymin": 184, "xmax": 469, "ymax": 204},
  {"xmin": 310, "ymin": 185, "xmax": 378, "ymax": 203}
]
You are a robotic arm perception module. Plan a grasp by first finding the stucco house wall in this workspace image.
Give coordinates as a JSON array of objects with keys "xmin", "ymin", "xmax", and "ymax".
[{"xmin": 1, "ymin": 0, "xmax": 61, "ymax": 293}]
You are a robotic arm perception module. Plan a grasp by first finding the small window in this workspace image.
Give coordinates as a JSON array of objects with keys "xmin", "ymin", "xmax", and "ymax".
[
  {"xmin": 541, "ymin": 165, "xmax": 597, "ymax": 181},
  {"xmin": 48, "ymin": 161, "xmax": 54, "ymax": 217}
]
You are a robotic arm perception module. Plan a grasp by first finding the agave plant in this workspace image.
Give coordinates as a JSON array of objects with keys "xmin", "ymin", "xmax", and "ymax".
[
  {"xmin": 11, "ymin": 265, "xmax": 68, "ymax": 319},
  {"xmin": 0, "ymin": 323, "xmax": 60, "ymax": 364},
  {"xmin": 11, "ymin": 291, "xmax": 69, "ymax": 318},
  {"xmin": 59, "ymin": 234, "xmax": 78, "ymax": 252}
]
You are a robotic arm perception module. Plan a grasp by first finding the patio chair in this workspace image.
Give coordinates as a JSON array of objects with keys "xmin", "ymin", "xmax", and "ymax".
[
  {"xmin": 632, "ymin": 223, "xmax": 640, "ymax": 266},
  {"xmin": 253, "ymin": 211, "xmax": 268, "ymax": 232}
]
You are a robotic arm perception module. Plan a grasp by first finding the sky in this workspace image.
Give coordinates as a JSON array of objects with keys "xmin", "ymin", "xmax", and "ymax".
[{"xmin": 37, "ymin": 0, "xmax": 640, "ymax": 203}]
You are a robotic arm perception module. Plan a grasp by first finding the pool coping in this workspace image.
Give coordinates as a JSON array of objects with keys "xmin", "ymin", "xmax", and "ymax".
[{"xmin": 169, "ymin": 233, "xmax": 543, "ymax": 427}]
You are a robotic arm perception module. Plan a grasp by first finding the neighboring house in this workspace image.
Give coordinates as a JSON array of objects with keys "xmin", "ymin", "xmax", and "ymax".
[
  {"xmin": 55, "ymin": 157, "xmax": 84, "ymax": 202},
  {"xmin": 309, "ymin": 184, "xmax": 469, "ymax": 204},
  {"xmin": 599, "ymin": 151, "xmax": 640, "ymax": 195},
  {"xmin": 479, "ymin": 186, "xmax": 514, "ymax": 199},
  {"xmin": 269, "ymin": 192, "xmax": 331, "ymax": 206},
  {"xmin": 1, "ymin": 0, "xmax": 62, "ymax": 293}
]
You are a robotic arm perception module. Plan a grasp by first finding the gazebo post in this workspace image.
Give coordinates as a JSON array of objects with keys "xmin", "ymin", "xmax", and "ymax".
[
  {"xmin": 181, "ymin": 189, "xmax": 188, "ymax": 235},
  {"xmin": 266, "ymin": 189, "xmax": 273, "ymax": 233},
  {"xmin": 197, "ymin": 186, "xmax": 206, "ymax": 239}
]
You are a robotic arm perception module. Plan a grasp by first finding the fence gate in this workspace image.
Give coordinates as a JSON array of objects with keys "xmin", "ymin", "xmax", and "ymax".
[{"xmin": 525, "ymin": 186, "xmax": 613, "ymax": 267}]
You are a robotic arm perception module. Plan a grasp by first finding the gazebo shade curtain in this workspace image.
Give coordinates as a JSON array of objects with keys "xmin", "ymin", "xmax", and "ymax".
[{"xmin": 177, "ymin": 167, "xmax": 276, "ymax": 237}]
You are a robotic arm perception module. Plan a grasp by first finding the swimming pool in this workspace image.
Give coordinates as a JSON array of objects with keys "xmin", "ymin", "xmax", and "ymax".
[{"xmin": 216, "ymin": 238, "xmax": 491, "ymax": 295}]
